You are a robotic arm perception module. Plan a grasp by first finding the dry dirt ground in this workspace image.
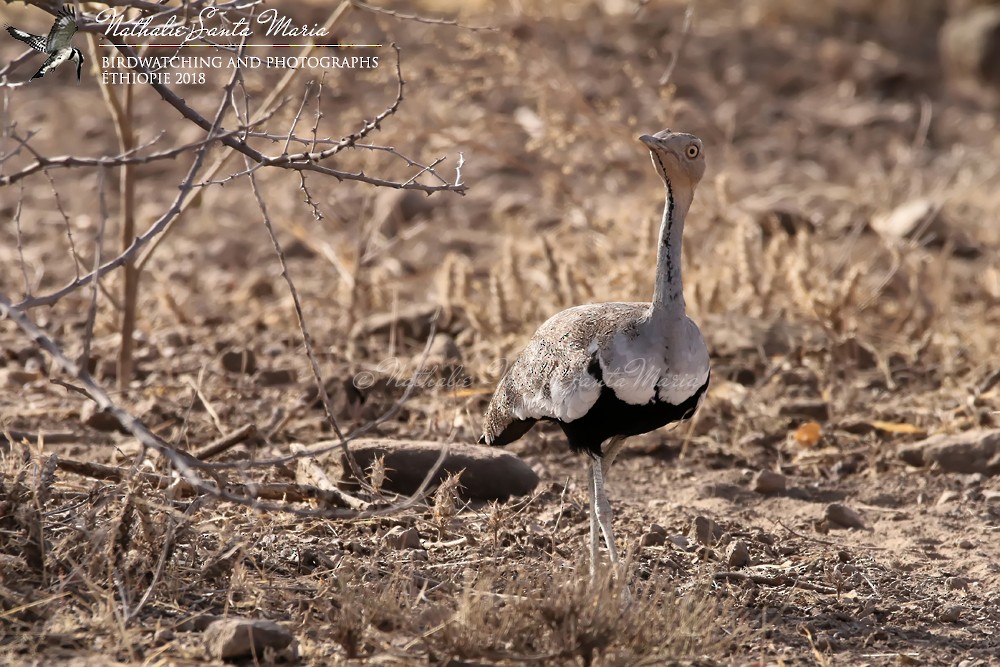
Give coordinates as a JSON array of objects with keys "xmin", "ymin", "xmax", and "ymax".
[{"xmin": 2, "ymin": 0, "xmax": 1000, "ymax": 665}]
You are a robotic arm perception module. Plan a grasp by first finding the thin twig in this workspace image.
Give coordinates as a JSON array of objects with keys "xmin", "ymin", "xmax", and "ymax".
[
  {"xmin": 81, "ymin": 169, "xmax": 107, "ymax": 370},
  {"xmin": 658, "ymin": 1, "xmax": 696, "ymax": 87},
  {"xmin": 350, "ymin": 0, "xmax": 497, "ymax": 31},
  {"xmin": 243, "ymin": 155, "xmax": 363, "ymax": 486},
  {"xmin": 192, "ymin": 424, "xmax": 260, "ymax": 461},
  {"xmin": 14, "ymin": 183, "xmax": 30, "ymax": 296}
]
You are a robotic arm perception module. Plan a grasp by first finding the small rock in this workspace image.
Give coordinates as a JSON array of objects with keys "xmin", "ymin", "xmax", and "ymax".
[
  {"xmin": 938, "ymin": 605, "xmax": 965, "ymax": 623},
  {"xmin": 244, "ymin": 276, "xmax": 274, "ymax": 299},
  {"xmin": 751, "ymin": 470, "xmax": 787, "ymax": 494},
  {"xmin": 960, "ymin": 473, "xmax": 985, "ymax": 487},
  {"xmin": 639, "ymin": 531, "xmax": 666, "ymax": 548},
  {"xmin": 690, "ymin": 516, "xmax": 723, "ymax": 546},
  {"xmin": 97, "ymin": 358, "xmax": 118, "ymax": 380},
  {"xmin": 830, "ymin": 336, "xmax": 878, "ymax": 370},
  {"xmin": 221, "ymin": 348, "xmax": 257, "ymax": 375},
  {"xmin": 202, "ymin": 618, "xmax": 294, "ymax": 659},
  {"xmin": 153, "ymin": 628, "xmax": 175, "ymax": 644},
  {"xmin": 872, "ymin": 198, "xmax": 941, "ymax": 243},
  {"xmin": 947, "ymin": 576, "xmax": 970, "ymax": 590},
  {"xmin": 23, "ymin": 355, "xmax": 46, "ymax": 374},
  {"xmin": 668, "ymin": 534, "xmax": 690, "ymax": 550},
  {"xmin": 283, "ymin": 239, "xmax": 316, "ymax": 259},
  {"xmin": 836, "ymin": 419, "xmax": 877, "ymax": 435},
  {"xmin": 825, "ymin": 503, "xmax": 866, "ymax": 530},
  {"xmin": 80, "ymin": 403, "xmax": 126, "ymax": 433},
  {"xmin": 383, "ymin": 526, "xmax": 422, "ymax": 550},
  {"xmin": 899, "ymin": 429, "xmax": 1000, "ymax": 475},
  {"xmin": 258, "ymin": 368, "xmax": 297, "ymax": 387},
  {"xmin": 0, "ymin": 368, "xmax": 41, "ymax": 387},
  {"xmin": 725, "ymin": 540, "xmax": 751, "ymax": 567},
  {"xmin": 778, "ymin": 400, "xmax": 830, "ymax": 422},
  {"xmin": 937, "ymin": 490, "xmax": 961, "ymax": 505},
  {"xmin": 963, "ymin": 488, "xmax": 982, "ymax": 502},
  {"xmin": 940, "ymin": 6, "xmax": 1000, "ymax": 88},
  {"xmin": 958, "ymin": 539, "xmax": 975, "ymax": 549},
  {"xmin": 343, "ymin": 439, "xmax": 538, "ymax": 501},
  {"xmin": 958, "ymin": 659, "xmax": 985, "ymax": 667},
  {"xmin": 983, "ymin": 490, "xmax": 1000, "ymax": 502}
]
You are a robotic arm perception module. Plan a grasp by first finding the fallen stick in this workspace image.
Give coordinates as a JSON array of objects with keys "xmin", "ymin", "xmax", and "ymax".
[
  {"xmin": 291, "ymin": 443, "xmax": 367, "ymax": 511},
  {"xmin": 192, "ymin": 424, "xmax": 260, "ymax": 461},
  {"xmin": 1, "ymin": 430, "xmax": 78, "ymax": 445},
  {"xmin": 52, "ymin": 455, "xmax": 364, "ymax": 508}
]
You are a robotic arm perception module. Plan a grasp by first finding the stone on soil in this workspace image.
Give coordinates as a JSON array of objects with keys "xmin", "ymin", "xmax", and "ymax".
[
  {"xmin": 220, "ymin": 348, "xmax": 257, "ymax": 375},
  {"xmin": 825, "ymin": 503, "xmax": 866, "ymax": 530},
  {"xmin": 639, "ymin": 531, "xmax": 666, "ymax": 547},
  {"xmin": 726, "ymin": 540, "xmax": 751, "ymax": 567},
  {"xmin": 690, "ymin": 515, "xmax": 724, "ymax": 546},
  {"xmin": 342, "ymin": 439, "xmax": 538, "ymax": 500},
  {"xmin": 899, "ymin": 429, "xmax": 1000, "ymax": 475},
  {"xmin": 384, "ymin": 526, "xmax": 423, "ymax": 550},
  {"xmin": 751, "ymin": 470, "xmax": 787, "ymax": 494},
  {"xmin": 203, "ymin": 618, "xmax": 294, "ymax": 659}
]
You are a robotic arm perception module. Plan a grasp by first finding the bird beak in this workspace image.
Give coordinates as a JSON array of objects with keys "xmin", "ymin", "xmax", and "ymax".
[{"xmin": 638, "ymin": 134, "xmax": 661, "ymax": 149}]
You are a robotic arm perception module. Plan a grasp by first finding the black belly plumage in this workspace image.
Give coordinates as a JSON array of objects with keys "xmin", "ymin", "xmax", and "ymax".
[
  {"xmin": 559, "ymin": 373, "xmax": 709, "ymax": 457},
  {"xmin": 485, "ymin": 357, "xmax": 710, "ymax": 457}
]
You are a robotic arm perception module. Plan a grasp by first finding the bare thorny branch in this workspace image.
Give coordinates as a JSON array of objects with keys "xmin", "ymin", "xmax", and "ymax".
[{"xmin": 0, "ymin": 1, "xmax": 469, "ymax": 519}]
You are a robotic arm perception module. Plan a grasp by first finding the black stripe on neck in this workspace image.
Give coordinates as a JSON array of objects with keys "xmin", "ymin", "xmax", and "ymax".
[{"xmin": 652, "ymin": 152, "xmax": 675, "ymax": 249}]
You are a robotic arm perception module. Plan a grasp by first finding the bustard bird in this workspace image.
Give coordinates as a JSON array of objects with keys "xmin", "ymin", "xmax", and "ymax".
[
  {"xmin": 5, "ymin": 6, "xmax": 83, "ymax": 81},
  {"xmin": 480, "ymin": 129, "xmax": 710, "ymax": 576}
]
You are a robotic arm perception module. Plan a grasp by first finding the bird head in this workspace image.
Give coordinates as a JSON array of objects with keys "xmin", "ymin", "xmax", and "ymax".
[{"xmin": 638, "ymin": 130, "xmax": 705, "ymax": 191}]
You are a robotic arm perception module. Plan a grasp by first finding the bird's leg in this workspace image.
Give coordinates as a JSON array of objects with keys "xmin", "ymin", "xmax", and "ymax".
[
  {"xmin": 594, "ymin": 456, "xmax": 633, "ymax": 604},
  {"xmin": 591, "ymin": 459, "xmax": 620, "ymax": 568},
  {"xmin": 588, "ymin": 457, "xmax": 600, "ymax": 579},
  {"xmin": 601, "ymin": 436, "xmax": 626, "ymax": 477}
]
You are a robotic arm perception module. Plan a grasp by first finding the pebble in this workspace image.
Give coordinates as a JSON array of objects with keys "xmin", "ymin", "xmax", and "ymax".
[
  {"xmin": 946, "ymin": 576, "xmax": 969, "ymax": 590},
  {"xmin": 958, "ymin": 539, "xmax": 975, "ymax": 549},
  {"xmin": 938, "ymin": 605, "xmax": 964, "ymax": 623},
  {"xmin": 220, "ymin": 348, "xmax": 257, "ymax": 375},
  {"xmin": 778, "ymin": 399, "xmax": 830, "ymax": 421},
  {"xmin": 202, "ymin": 618, "xmax": 294, "ymax": 659},
  {"xmin": 639, "ymin": 531, "xmax": 666, "ymax": 548},
  {"xmin": 690, "ymin": 516, "xmax": 723, "ymax": 546},
  {"xmin": 383, "ymin": 526, "xmax": 422, "ymax": 550},
  {"xmin": 257, "ymin": 368, "xmax": 297, "ymax": 386},
  {"xmin": 751, "ymin": 470, "xmax": 787, "ymax": 494},
  {"xmin": 80, "ymin": 403, "xmax": 125, "ymax": 433},
  {"xmin": 936, "ymin": 490, "xmax": 960, "ymax": 505},
  {"xmin": 668, "ymin": 534, "xmax": 691, "ymax": 550},
  {"xmin": 958, "ymin": 659, "xmax": 987, "ymax": 667},
  {"xmin": 0, "ymin": 368, "xmax": 41, "ymax": 387},
  {"xmin": 899, "ymin": 429, "xmax": 1000, "ymax": 476},
  {"xmin": 725, "ymin": 540, "xmax": 751, "ymax": 567},
  {"xmin": 825, "ymin": 503, "xmax": 866, "ymax": 530}
]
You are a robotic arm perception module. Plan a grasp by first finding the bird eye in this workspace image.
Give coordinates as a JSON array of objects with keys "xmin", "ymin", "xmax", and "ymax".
[{"xmin": 686, "ymin": 145, "xmax": 700, "ymax": 159}]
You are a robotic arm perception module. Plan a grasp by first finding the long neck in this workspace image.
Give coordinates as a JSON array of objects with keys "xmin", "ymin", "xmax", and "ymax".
[{"xmin": 650, "ymin": 175, "xmax": 693, "ymax": 320}]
